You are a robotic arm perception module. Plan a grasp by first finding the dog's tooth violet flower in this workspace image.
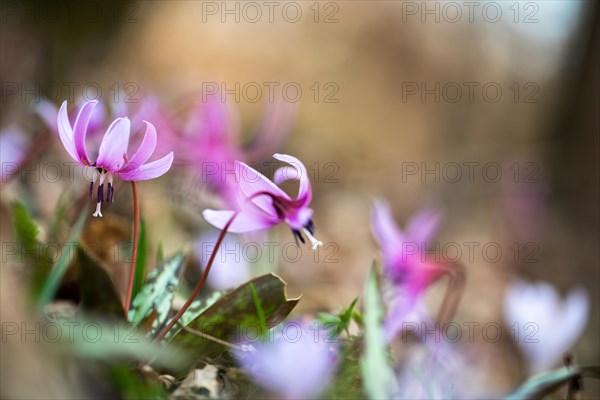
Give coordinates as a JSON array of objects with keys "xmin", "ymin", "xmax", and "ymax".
[
  {"xmin": 202, "ymin": 154, "xmax": 322, "ymax": 249},
  {"xmin": 503, "ymin": 280, "xmax": 589, "ymax": 374},
  {"xmin": 57, "ymin": 100, "xmax": 174, "ymax": 217},
  {"xmin": 372, "ymin": 199, "xmax": 446, "ymax": 340},
  {"xmin": 234, "ymin": 322, "xmax": 339, "ymax": 399}
]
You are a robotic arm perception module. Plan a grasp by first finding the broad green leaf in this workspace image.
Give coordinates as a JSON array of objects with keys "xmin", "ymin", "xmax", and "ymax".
[
  {"xmin": 11, "ymin": 201, "xmax": 54, "ymax": 299},
  {"xmin": 128, "ymin": 251, "xmax": 185, "ymax": 332},
  {"xmin": 360, "ymin": 267, "xmax": 398, "ymax": 399},
  {"xmin": 78, "ymin": 246, "xmax": 125, "ymax": 319},
  {"xmin": 37, "ymin": 207, "xmax": 88, "ymax": 308},
  {"xmin": 169, "ymin": 273, "xmax": 300, "ymax": 359},
  {"xmin": 505, "ymin": 365, "xmax": 600, "ymax": 400},
  {"xmin": 162, "ymin": 290, "xmax": 226, "ymax": 341},
  {"xmin": 47, "ymin": 316, "xmax": 186, "ymax": 369},
  {"xmin": 11, "ymin": 201, "xmax": 40, "ymax": 255},
  {"xmin": 131, "ymin": 218, "xmax": 148, "ymax": 302}
]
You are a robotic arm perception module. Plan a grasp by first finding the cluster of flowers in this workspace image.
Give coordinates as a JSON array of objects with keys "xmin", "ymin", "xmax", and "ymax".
[{"xmin": 0, "ymin": 96, "xmax": 590, "ymax": 398}]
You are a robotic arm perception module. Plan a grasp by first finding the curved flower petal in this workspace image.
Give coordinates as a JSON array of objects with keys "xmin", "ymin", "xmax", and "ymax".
[
  {"xmin": 273, "ymin": 153, "xmax": 311, "ymax": 204},
  {"xmin": 117, "ymin": 152, "xmax": 173, "ymax": 181},
  {"xmin": 202, "ymin": 209, "xmax": 274, "ymax": 233},
  {"xmin": 73, "ymin": 100, "xmax": 98, "ymax": 166},
  {"xmin": 372, "ymin": 199, "xmax": 404, "ymax": 253},
  {"xmin": 406, "ymin": 209, "xmax": 441, "ymax": 247},
  {"xmin": 120, "ymin": 121, "xmax": 157, "ymax": 174},
  {"xmin": 236, "ymin": 160, "xmax": 288, "ymax": 217},
  {"xmin": 57, "ymin": 101, "xmax": 79, "ymax": 162},
  {"xmin": 34, "ymin": 99, "xmax": 58, "ymax": 133},
  {"xmin": 96, "ymin": 117, "xmax": 131, "ymax": 171}
]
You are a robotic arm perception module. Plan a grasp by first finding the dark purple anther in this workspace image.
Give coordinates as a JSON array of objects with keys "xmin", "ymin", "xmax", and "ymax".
[{"xmin": 97, "ymin": 183, "xmax": 104, "ymax": 203}]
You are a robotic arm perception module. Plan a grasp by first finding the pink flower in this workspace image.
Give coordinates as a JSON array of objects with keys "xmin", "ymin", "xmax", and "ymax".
[
  {"xmin": 0, "ymin": 126, "xmax": 28, "ymax": 182},
  {"xmin": 234, "ymin": 322, "xmax": 338, "ymax": 399},
  {"xmin": 371, "ymin": 199, "xmax": 445, "ymax": 340},
  {"xmin": 168, "ymin": 94, "xmax": 295, "ymax": 207},
  {"xmin": 202, "ymin": 154, "xmax": 322, "ymax": 249},
  {"xmin": 57, "ymin": 100, "xmax": 174, "ymax": 217}
]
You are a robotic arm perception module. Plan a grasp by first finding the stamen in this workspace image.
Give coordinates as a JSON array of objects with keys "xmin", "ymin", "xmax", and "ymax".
[
  {"xmin": 107, "ymin": 173, "xmax": 114, "ymax": 203},
  {"xmin": 92, "ymin": 202, "xmax": 103, "ymax": 218},
  {"xmin": 89, "ymin": 169, "xmax": 98, "ymax": 202},
  {"xmin": 93, "ymin": 171, "xmax": 106, "ymax": 218},
  {"xmin": 303, "ymin": 228, "xmax": 323, "ymax": 250},
  {"xmin": 292, "ymin": 229, "xmax": 305, "ymax": 246}
]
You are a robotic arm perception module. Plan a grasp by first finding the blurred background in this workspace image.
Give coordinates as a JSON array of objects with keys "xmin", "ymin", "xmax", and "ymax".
[{"xmin": 1, "ymin": 0, "xmax": 598, "ymax": 397}]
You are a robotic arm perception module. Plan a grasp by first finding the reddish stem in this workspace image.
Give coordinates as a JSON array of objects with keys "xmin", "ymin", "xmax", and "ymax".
[
  {"xmin": 124, "ymin": 180, "xmax": 140, "ymax": 316},
  {"xmin": 155, "ymin": 212, "xmax": 238, "ymax": 342}
]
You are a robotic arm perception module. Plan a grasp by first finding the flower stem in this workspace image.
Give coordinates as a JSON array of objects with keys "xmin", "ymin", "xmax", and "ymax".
[
  {"xmin": 124, "ymin": 180, "xmax": 140, "ymax": 316},
  {"xmin": 155, "ymin": 212, "xmax": 238, "ymax": 342}
]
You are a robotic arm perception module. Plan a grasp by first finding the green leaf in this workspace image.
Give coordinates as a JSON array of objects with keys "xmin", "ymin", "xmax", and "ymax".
[
  {"xmin": 47, "ymin": 316, "xmax": 187, "ymax": 369},
  {"xmin": 318, "ymin": 297, "xmax": 360, "ymax": 339},
  {"xmin": 360, "ymin": 267, "xmax": 398, "ymax": 399},
  {"xmin": 249, "ymin": 282, "xmax": 268, "ymax": 337},
  {"xmin": 505, "ymin": 365, "xmax": 600, "ymax": 400},
  {"xmin": 78, "ymin": 246, "xmax": 125, "ymax": 319},
  {"xmin": 169, "ymin": 273, "xmax": 300, "ymax": 359},
  {"xmin": 11, "ymin": 201, "xmax": 40, "ymax": 255},
  {"xmin": 128, "ymin": 251, "xmax": 185, "ymax": 332},
  {"xmin": 36, "ymin": 207, "xmax": 88, "ymax": 308},
  {"xmin": 156, "ymin": 242, "xmax": 164, "ymax": 263},
  {"xmin": 162, "ymin": 290, "xmax": 226, "ymax": 341},
  {"xmin": 131, "ymin": 218, "xmax": 148, "ymax": 302}
]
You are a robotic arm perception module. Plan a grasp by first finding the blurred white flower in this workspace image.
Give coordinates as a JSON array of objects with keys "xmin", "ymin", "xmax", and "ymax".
[
  {"xmin": 0, "ymin": 126, "xmax": 28, "ymax": 182},
  {"xmin": 193, "ymin": 232, "xmax": 250, "ymax": 290},
  {"xmin": 503, "ymin": 280, "xmax": 589, "ymax": 374}
]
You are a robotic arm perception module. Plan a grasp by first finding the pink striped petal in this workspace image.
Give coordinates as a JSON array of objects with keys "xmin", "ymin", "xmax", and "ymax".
[
  {"xmin": 372, "ymin": 199, "xmax": 404, "ymax": 254},
  {"xmin": 57, "ymin": 101, "xmax": 79, "ymax": 162},
  {"xmin": 34, "ymin": 99, "xmax": 58, "ymax": 134},
  {"xmin": 236, "ymin": 160, "xmax": 289, "ymax": 216},
  {"xmin": 120, "ymin": 121, "xmax": 157, "ymax": 174},
  {"xmin": 117, "ymin": 152, "xmax": 173, "ymax": 181},
  {"xmin": 73, "ymin": 100, "xmax": 98, "ymax": 166},
  {"xmin": 96, "ymin": 117, "xmax": 131, "ymax": 171},
  {"xmin": 273, "ymin": 153, "xmax": 311, "ymax": 204},
  {"xmin": 406, "ymin": 209, "xmax": 441, "ymax": 247},
  {"xmin": 202, "ymin": 209, "xmax": 274, "ymax": 233}
]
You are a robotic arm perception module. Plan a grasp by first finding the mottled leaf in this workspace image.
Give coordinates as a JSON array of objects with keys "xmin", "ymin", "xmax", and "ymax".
[
  {"xmin": 169, "ymin": 273, "xmax": 300, "ymax": 359},
  {"xmin": 128, "ymin": 251, "xmax": 185, "ymax": 332},
  {"xmin": 163, "ymin": 290, "xmax": 226, "ymax": 341}
]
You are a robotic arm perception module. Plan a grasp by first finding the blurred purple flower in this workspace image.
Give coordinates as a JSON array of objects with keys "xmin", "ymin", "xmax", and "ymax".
[
  {"xmin": 193, "ymin": 232, "xmax": 250, "ymax": 290},
  {"xmin": 57, "ymin": 100, "xmax": 174, "ymax": 217},
  {"xmin": 234, "ymin": 322, "xmax": 338, "ymax": 399},
  {"xmin": 0, "ymin": 126, "xmax": 28, "ymax": 182},
  {"xmin": 371, "ymin": 199, "xmax": 445, "ymax": 340},
  {"xmin": 202, "ymin": 154, "xmax": 322, "ymax": 249},
  {"xmin": 503, "ymin": 280, "xmax": 589, "ymax": 374},
  {"xmin": 169, "ymin": 94, "xmax": 295, "ymax": 206}
]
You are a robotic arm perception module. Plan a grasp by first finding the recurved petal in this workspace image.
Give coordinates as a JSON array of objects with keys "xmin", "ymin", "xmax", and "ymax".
[
  {"xmin": 406, "ymin": 209, "xmax": 441, "ymax": 247},
  {"xmin": 73, "ymin": 100, "xmax": 98, "ymax": 166},
  {"xmin": 202, "ymin": 209, "xmax": 274, "ymax": 233},
  {"xmin": 34, "ymin": 99, "xmax": 58, "ymax": 133},
  {"xmin": 57, "ymin": 101, "xmax": 79, "ymax": 162},
  {"xmin": 117, "ymin": 152, "xmax": 173, "ymax": 181},
  {"xmin": 273, "ymin": 153, "xmax": 312, "ymax": 204},
  {"xmin": 121, "ymin": 121, "xmax": 157, "ymax": 174},
  {"xmin": 96, "ymin": 117, "xmax": 131, "ymax": 171},
  {"xmin": 372, "ymin": 199, "xmax": 404, "ymax": 252},
  {"xmin": 236, "ymin": 160, "xmax": 288, "ymax": 217}
]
